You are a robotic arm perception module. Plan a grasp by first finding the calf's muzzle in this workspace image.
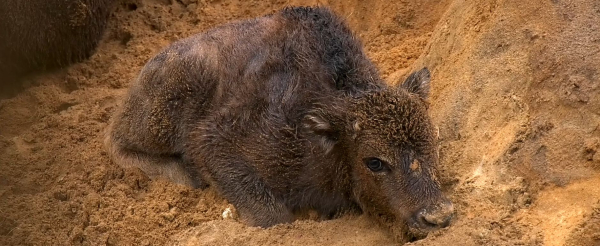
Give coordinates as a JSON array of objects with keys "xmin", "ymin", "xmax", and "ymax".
[{"xmin": 414, "ymin": 199, "xmax": 454, "ymax": 229}]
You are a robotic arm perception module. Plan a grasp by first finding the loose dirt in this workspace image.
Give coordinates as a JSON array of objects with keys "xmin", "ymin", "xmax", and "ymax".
[{"xmin": 1, "ymin": 0, "xmax": 599, "ymax": 245}]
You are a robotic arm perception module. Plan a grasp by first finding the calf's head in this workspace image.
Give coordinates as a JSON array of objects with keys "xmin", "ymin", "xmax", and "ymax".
[{"xmin": 304, "ymin": 68, "xmax": 454, "ymax": 240}]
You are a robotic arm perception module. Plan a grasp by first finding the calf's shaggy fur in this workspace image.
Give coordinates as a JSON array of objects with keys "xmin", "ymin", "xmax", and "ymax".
[{"xmin": 106, "ymin": 6, "xmax": 453, "ymax": 241}]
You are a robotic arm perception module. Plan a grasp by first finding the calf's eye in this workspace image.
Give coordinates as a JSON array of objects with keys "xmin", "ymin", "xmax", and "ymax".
[{"xmin": 365, "ymin": 158, "xmax": 385, "ymax": 172}]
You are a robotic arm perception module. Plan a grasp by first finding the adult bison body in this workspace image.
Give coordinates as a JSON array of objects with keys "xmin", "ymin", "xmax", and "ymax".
[
  {"xmin": 106, "ymin": 6, "xmax": 453, "ymax": 241},
  {"xmin": 0, "ymin": 0, "xmax": 112, "ymax": 88}
]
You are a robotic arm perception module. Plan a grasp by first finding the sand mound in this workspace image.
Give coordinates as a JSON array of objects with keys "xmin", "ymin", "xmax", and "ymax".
[{"xmin": 1, "ymin": 0, "xmax": 599, "ymax": 245}]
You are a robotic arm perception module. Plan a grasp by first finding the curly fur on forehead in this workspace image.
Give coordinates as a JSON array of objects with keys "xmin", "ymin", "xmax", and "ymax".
[{"xmin": 351, "ymin": 89, "xmax": 434, "ymax": 149}]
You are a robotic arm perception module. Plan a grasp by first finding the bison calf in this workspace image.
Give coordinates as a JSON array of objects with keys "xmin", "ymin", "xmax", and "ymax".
[{"xmin": 106, "ymin": 6, "xmax": 453, "ymax": 241}]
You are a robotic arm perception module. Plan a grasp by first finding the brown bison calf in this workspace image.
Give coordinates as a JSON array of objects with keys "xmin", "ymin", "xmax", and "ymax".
[{"xmin": 106, "ymin": 6, "xmax": 453, "ymax": 241}]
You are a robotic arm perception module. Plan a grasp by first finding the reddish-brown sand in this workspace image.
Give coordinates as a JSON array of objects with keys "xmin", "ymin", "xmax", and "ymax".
[{"xmin": 1, "ymin": 0, "xmax": 599, "ymax": 245}]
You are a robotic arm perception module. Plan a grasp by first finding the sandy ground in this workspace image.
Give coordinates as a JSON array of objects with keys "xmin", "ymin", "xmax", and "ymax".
[{"xmin": 1, "ymin": 0, "xmax": 600, "ymax": 245}]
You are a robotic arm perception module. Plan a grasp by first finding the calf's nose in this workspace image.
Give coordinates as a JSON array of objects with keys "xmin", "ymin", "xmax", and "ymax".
[{"xmin": 416, "ymin": 200, "xmax": 454, "ymax": 228}]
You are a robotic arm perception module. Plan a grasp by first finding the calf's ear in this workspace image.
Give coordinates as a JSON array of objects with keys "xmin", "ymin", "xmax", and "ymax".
[
  {"xmin": 400, "ymin": 67, "xmax": 431, "ymax": 100},
  {"xmin": 302, "ymin": 112, "xmax": 340, "ymax": 154}
]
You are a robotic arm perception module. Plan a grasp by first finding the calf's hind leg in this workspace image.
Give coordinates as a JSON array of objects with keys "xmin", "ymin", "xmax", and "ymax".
[{"xmin": 104, "ymin": 132, "xmax": 204, "ymax": 188}]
